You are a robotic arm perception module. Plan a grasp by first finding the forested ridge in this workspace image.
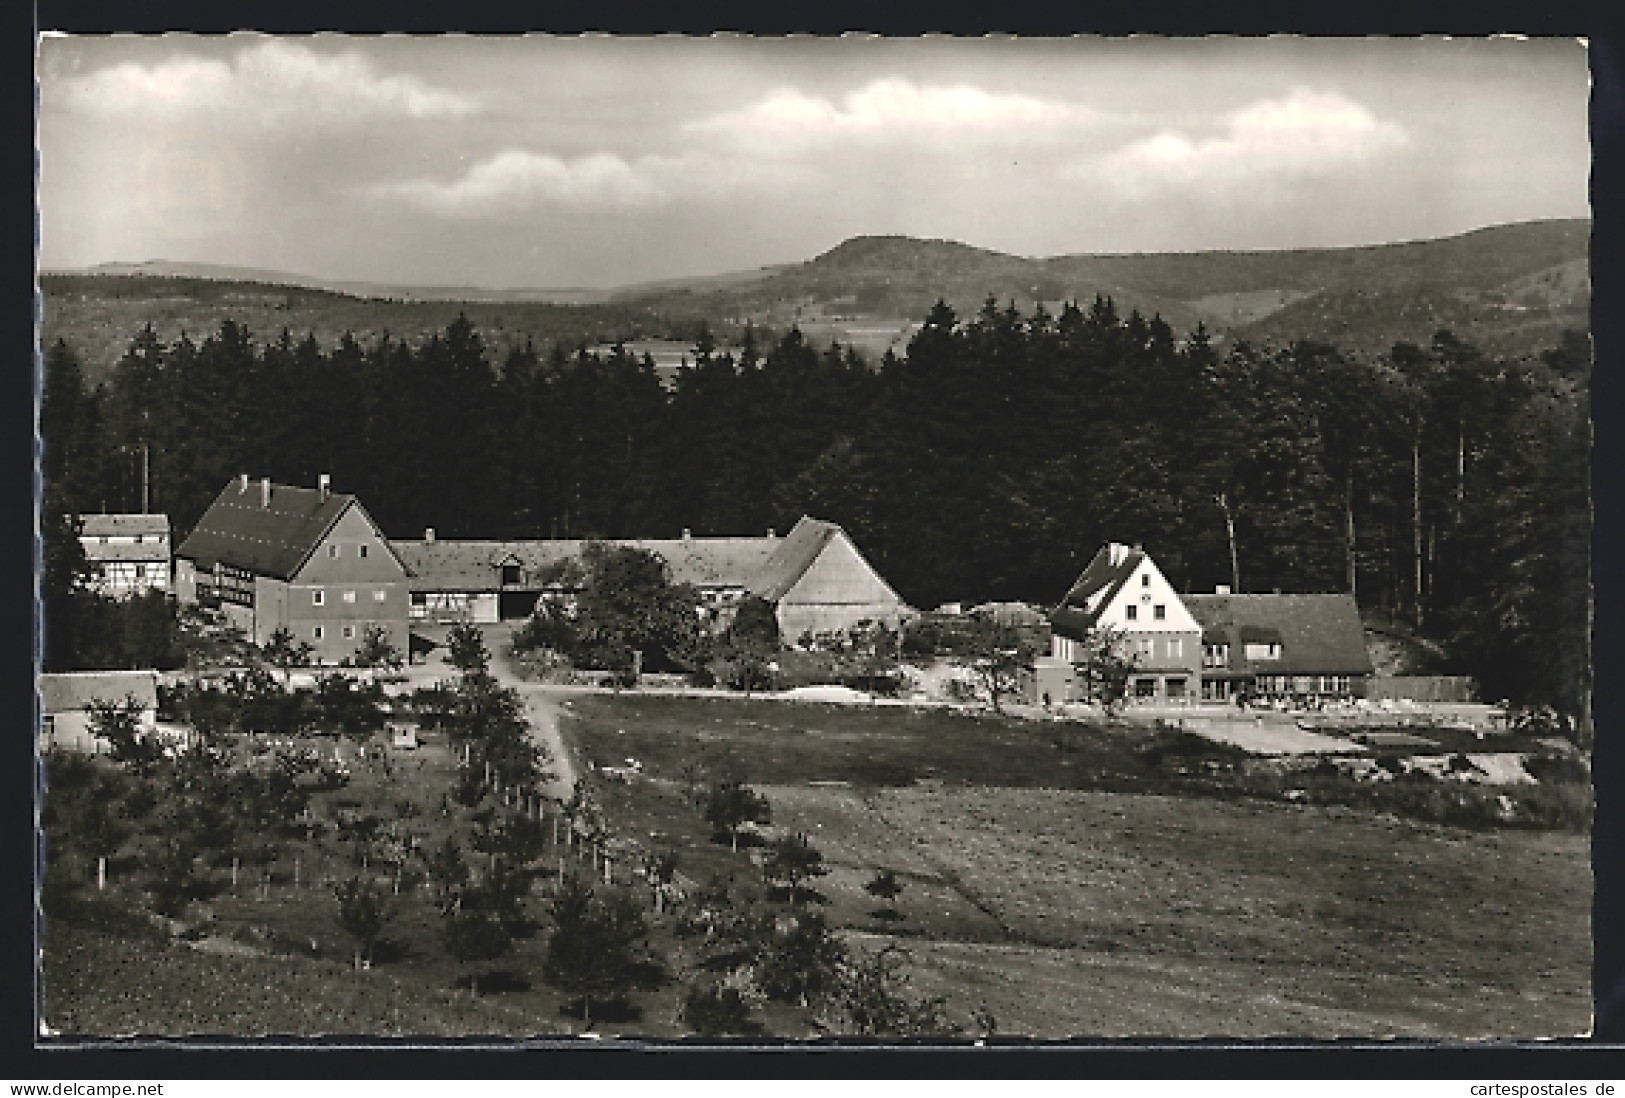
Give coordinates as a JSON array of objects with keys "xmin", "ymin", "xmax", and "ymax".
[{"xmin": 40, "ymin": 295, "xmax": 1591, "ymax": 716}]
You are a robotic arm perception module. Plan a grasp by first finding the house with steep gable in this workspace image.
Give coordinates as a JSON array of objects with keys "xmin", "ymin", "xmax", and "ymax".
[
  {"xmin": 1047, "ymin": 542, "xmax": 1204, "ymax": 703},
  {"xmin": 1043, "ymin": 541, "xmax": 1375, "ymax": 706},
  {"xmin": 174, "ymin": 475, "xmax": 410, "ymax": 663}
]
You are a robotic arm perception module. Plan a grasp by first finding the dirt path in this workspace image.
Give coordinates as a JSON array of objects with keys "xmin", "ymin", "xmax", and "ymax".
[{"xmin": 481, "ymin": 634, "xmax": 578, "ymax": 799}]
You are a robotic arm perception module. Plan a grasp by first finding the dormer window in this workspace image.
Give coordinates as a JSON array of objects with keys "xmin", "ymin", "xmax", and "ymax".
[{"xmin": 1244, "ymin": 642, "xmax": 1281, "ymax": 660}]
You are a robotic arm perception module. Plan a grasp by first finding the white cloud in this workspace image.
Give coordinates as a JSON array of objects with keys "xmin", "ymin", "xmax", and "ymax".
[
  {"xmin": 1093, "ymin": 89, "xmax": 1409, "ymax": 193},
  {"xmin": 367, "ymin": 148, "xmax": 783, "ymax": 215},
  {"xmin": 687, "ymin": 77, "xmax": 1096, "ymax": 150},
  {"xmin": 57, "ymin": 39, "xmax": 478, "ymax": 124}
]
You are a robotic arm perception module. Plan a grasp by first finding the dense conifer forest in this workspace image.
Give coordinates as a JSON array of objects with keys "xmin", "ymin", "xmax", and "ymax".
[{"xmin": 40, "ymin": 297, "xmax": 1591, "ymax": 717}]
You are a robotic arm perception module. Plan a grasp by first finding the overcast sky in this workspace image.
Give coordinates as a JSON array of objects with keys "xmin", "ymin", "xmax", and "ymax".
[{"xmin": 37, "ymin": 36, "xmax": 1591, "ymax": 290}]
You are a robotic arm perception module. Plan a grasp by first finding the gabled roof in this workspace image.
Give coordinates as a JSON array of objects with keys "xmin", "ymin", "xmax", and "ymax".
[
  {"xmin": 746, "ymin": 517, "xmax": 842, "ymax": 601},
  {"xmin": 177, "ymin": 480, "xmax": 376, "ymax": 580},
  {"xmin": 79, "ymin": 513, "xmax": 169, "ymax": 538},
  {"xmin": 40, "ymin": 670, "xmax": 159, "ymax": 713},
  {"xmin": 1049, "ymin": 543, "xmax": 1146, "ymax": 636},
  {"xmin": 396, "ymin": 536, "xmax": 782, "ymax": 593},
  {"xmin": 1184, "ymin": 594, "xmax": 1372, "ymax": 676}
]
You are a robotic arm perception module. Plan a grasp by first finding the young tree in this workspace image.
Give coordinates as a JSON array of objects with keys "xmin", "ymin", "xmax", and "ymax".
[
  {"xmin": 954, "ymin": 614, "xmax": 1039, "ymax": 714},
  {"xmin": 335, "ymin": 873, "xmax": 391, "ymax": 971},
  {"xmin": 86, "ymin": 696, "xmax": 164, "ymax": 777},
  {"xmin": 262, "ymin": 626, "xmax": 314, "ymax": 684},
  {"xmin": 704, "ymin": 778, "xmax": 772, "ymax": 853},
  {"xmin": 1070, "ymin": 626, "xmax": 1139, "ymax": 715},
  {"xmin": 863, "ymin": 868, "xmax": 905, "ymax": 920},
  {"xmin": 445, "ymin": 621, "xmax": 491, "ymax": 676},
  {"xmin": 761, "ymin": 832, "xmax": 828, "ymax": 904},
  {"xmin": 644, "ymin": 849, "xmax": 680, "ymax": 915},
  {"xmin": 834, "ymin": 945, "xmax": 960, "ymax": 1037},
  {"xmin": 542, "ymin": 873, "xmax": 659, "ymax": 1028},
  {"xmin": 351, "ymin": 625, "xmax": 404, "ymax": 672},
  {"xmin": 756, "ymin": 909, "xmax": 845, "ymax": 1009}
]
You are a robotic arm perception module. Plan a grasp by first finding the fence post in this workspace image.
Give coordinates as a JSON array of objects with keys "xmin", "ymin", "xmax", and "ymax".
[
  {"xmin": 232, "ymin": 856, "xmax": 239, "ymax": 892},
  {"xmin": 97, "ymin": 856, "xmax": 106, "ymax": 892}
]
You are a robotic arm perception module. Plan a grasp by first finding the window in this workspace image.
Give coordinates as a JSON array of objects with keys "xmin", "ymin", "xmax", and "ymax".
[
  {"xmin": 1134, "ymin": 678, "xmax": 1157, "ymax": 699},
  {"xmin": 1166, "ymin": 638, "xmax": 1182, "ymax": 659},
  {"xmin": 313, "ymin": 625, "xmax": 325, "ymax": 640},
  {"xmin": 1125, "ymin": 604, "xmax": 1138, "ymax": 621},
  {"xmin": 1166, "ymin": 677, "xmax": 1187, "ymax": 698},
  {"xmin": 1243, "ymin": 642, "xmax": 1280, "ymax": 661},
  {"xmin": 501, "ymin": 563, "xmax": 522, "ymax": 586},
  {"xmin": 1203, "ymin": 643, "xmax": 1229, "ymax": 668},
  {"xmin": 373, "ymin": 589, "xmax": 387, "ymax": 603},
  {"xmin": 134, "ymin": 534, "xmax": 143, "ymax": 544},
  {"xmin": 133, "ymin": 564, "xmax": 146, "ymax": 579},
  {"xmin": 410, "ymin": 593, "xmax": 427, "ymax": 606},
  {"xmin": 342, "ymin": 625, "xmax": 355, "ymax": 640},
  {"xmin": 342, "ymin": 590, "xmax": 357, "ymax": 604},
  {"xmin": 1140, "ymin": 574, "xmax": 1149, "ymax": 587},
  {"xmin": 359, "ymin": 545, "xmax": 369, "ymax": 558},
  {"xmin": 312, "ymin": 589, "xmax": 325, "ymax": 606},
  {"xmin": 1153, "ymin": 604, "xmax": 1166, "ymax": 620},
  {"xmin": 329, "ymin": 544, "xmax": 340, "ymax": 559}
]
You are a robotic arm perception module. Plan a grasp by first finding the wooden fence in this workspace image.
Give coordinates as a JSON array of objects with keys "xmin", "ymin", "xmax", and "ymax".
[{"xmin": 1364, "ymin": 676, "xmax": 1479, "ymax": 703}]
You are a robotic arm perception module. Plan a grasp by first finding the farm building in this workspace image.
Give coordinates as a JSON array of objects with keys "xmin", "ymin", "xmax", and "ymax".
[
  {"xmin": 39, "ymin": 669, "xmax": 158, "ymax": 754},
  {"xmin": 392, "ymin": 515, "xmax": 909, "ymax": 640},
  {"xmin": 1044, "ymin": 542, "xmax": 1374, "ymax": 705},
  {"xmin": 77, "ymin": 513, "xmax": 171, "ymax": 598},
  {"xmin": 174, "ymin": 475, "xmax": 410, "ymax": 664}
]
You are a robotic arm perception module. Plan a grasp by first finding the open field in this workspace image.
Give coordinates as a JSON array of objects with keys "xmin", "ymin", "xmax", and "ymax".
[{"xmin": 564, "ymin": 693, "xmax": 1592, "ymax": 1038}]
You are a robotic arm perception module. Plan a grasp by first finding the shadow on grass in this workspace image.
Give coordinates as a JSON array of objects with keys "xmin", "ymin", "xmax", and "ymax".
[
  {"xmin": 455, "ymin": 968, "xmax": 533, "ymax": 994},
  {"xmin": 558, "ymin": 996, "xmax": 645, "ymax": 1024}
]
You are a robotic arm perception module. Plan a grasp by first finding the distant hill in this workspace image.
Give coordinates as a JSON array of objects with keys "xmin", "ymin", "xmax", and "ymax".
[
  {"xmin": 41, "ymin": 219, "xmax": 1589, "ymax": 385},
  {"xmin": 56, "ymin": 259, "xmax": 611, "ymax": 305},
  {"xmin": 37, "ymin": 273, "xmax": 677, "ymax": 388},
  {"xmin": 618, "ymin": 218, "xmax": 1590, "ymax": 359}
]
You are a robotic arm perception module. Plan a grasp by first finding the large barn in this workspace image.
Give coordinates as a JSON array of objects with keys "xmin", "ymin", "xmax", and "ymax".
[
  {"xmin": 174, "ymin": 475, "xmax": 411, "ymax": 663},
  {"xmin": 393, "ymin": 516, "xmax": 909, "ymax": 641}
]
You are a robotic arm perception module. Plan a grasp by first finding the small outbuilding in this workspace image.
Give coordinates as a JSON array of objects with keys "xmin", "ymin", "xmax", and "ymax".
[{"xmin": 39, "ymin": 669, "xmax": 160, "ymax": 754}]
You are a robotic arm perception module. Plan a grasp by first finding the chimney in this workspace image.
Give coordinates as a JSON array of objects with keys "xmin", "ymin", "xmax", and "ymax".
[
  {"xmin": 238, "ymin": 473, "xmax": 250, "ymax": 494},
  {"xmin": 1108, "ymin": 542, "xmax": 1126, "ymax": 567},
  {"xmin": 424, "ymin": 527, "xmax": 436, "ymax": 544},
  {"xmin": 681, "ymin": 528, "xmax": 692, "ymax": 541},
  {"xmin": 767, "ymin": 527, "xmax": 777, "ymax": 539},
  {"xmin": 1215, "ymin": 584, "xmax": 1231, "ymax": 595},
  {"xmin": 318, "ymin": 473, "xmax": 331, "ymax": 501},
  {"xmin": 260, "ymin": 477, "xmax": 271, "ymax": 509}
]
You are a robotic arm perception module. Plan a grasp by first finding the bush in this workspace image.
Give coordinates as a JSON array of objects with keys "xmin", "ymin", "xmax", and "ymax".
[
  {"xmin": 1522, "ymin": 751, "xmax": 1590, "ymax": 786},
  {"xmin": 679, "ymin": 978, "xmax": 754, "ymax": 1036}
]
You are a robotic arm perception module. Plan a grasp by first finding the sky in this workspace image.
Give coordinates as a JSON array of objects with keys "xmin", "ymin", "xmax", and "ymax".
[{"xmin": 36, "ymin": 36, "xmax": 1592, "ymax": 290}]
